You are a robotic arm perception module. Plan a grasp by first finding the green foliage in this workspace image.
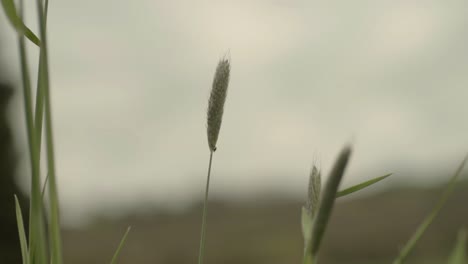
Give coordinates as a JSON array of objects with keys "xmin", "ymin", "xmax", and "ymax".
[
  {"xmin": 14, "ymin": 195, "xmax": 29, "ymax": 264},
  {"xmin": 447, "ymin": 229, "xmax": 466, "ymax": 264},
  {"xmin": 16, "ymin": 0, "xmax": 48, "ymax": 262},
  {"xmin": 1, "ymin": 0, "xmax": 137, "ymax": 261},
  {"xmin": 393, "ymin": 155, "xmax": 468, "ymax": 264},
  {"xmin": 2, "ymin": 1, "xmax": 466, "ymax": 263},
  {"xmin": 0, "ymin": 0, "xmax": 40, "ymax": 46},
  {"xmin": 336, "ymin": 173, "xmax": 392, "ymax": 198},
  {"xmin": 110, "ymin": 227, "xmax": 132, "ymax": 264}
]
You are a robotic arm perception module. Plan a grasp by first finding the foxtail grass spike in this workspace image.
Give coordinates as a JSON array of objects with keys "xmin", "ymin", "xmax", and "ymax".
[
  {"xmin": 199, "ymin": 56, "xmax": 231, "ymax": 264},
  {"xmin": 302, "ymin": 165, "xmax": 321, "ymax": 260},
  {"xmin": 306, "ymin": 166, "xmax": 321, "ymax": 217},
  {"xmin": 207, "ymin": 57, "xmax": 230, "ymax": 152},
  {"xmin": 309, "ymin": 145, "xmax": 352, "ymax": 256}
]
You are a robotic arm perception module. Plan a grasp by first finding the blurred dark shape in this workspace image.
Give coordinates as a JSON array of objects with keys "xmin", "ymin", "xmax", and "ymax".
[
  {"xmin": 62, "ymin": 179, "xmax": 468, "ymax": 264},
  {"xmin": 0, "ymin": 48, "xmax": 29, "ymax": 262}
]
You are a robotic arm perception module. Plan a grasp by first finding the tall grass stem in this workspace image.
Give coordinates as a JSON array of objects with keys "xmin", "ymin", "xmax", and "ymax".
[
  {"xmin": 198, "ymin": 151, "xmax": 214, "ymax": 264},
  {"xmin": 17, "ymin": 0, "xmax": 48, "ymax": 261},
  {"xmin": 35, "ymin": 0, "xmax": 63, "ymax": 262}
]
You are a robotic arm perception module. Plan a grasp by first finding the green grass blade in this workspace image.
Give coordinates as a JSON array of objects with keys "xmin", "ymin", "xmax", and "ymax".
[
  {"xmin": 447, "ymin": 229, "xmax": 466, "ymax": 264},
  {"xmin": 34, "ymin": 0, "xmax": 64, "ymax": 262},
  {"xmin": 14, "ymin": 195, "xmax": 29, "ymax": 264},
  {"xmin": 33, "ymin": 0, "xmax": 49, "ymax": 149},
  {"xmin": 34, "ymin": 52, "xmax": 45, "ymax": 152},
  {"xmin": 303, "ymin": 145, "xmax": 352, "ymax": 263},
  {"xmin": 336, "ymin": 173, "xmax": 392, "ymax": 198},
  {"xmin": 393, "ymin": 154, "xmax": 468, "ymax": 264},
  {"xmin": 1, "ymin": 0, "xmax": 40, "ymax": 46},
  {"xmin": 41, "ymin": 173, "xmax": 49, "ymax": 199},
  {"xmin": 17, "ymin": 0, "xmax": 48, "ymax": 261},
  {"xmin": 110, "ymin": 226, "xmax": 131, "ymax": 264}
]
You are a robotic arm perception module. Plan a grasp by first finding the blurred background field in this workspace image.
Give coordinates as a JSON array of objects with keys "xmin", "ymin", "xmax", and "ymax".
[
  {"xmin": 58, "ymin": 181, "xmax": 468, "ymax": 264},
  {"xmin": 1, "ymin": 1, "xmax": 468, "ymax": 263}
]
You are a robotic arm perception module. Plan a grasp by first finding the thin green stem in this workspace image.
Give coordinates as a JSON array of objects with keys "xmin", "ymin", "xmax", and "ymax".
[
  {"xmin": 34, "ymin": 54, "xmax": 45, "ymax": 152},
  {"xmin": 35, "ymin": 0, "xmax": 63, "ymax": 262},
  {"xmin": 393, "ymin": 154, "xmax": 468, "ymax": 264},
  {"xmin": 33, "ymin": 0, "xmax": 48, "ymax": 151},
  {"xmin": 198, "ymin": 151, "xmax": 214, "ymax": 264},
  {"xmin": 17, "ymin": 0, "xmax": 47, "ymax": 261}
]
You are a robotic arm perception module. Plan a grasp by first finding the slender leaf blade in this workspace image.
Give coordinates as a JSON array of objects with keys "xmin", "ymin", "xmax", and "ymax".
[
  {"xmin": 110, "ymin": 226, "xmax": 131, "ymax": 264},
  {"xmin": 1, "ymin": 0, "xmax": 40, "ymax": 46},
  {"xmin": 33, "ymin": 0, "xmax": 64, "ymax": 262},
  {"xmin": 336, "ymin": 174, "xmax": 392, "ymax": 198},
  {"xmin": 16, "ymin": 0, "xmax": 48, "ymax": 261},
  {"xmin": 14, "ymin": 195, "xmax": 29, "ymax": 264},
  {"xmin": 393, "ymin": 154, "xmax": 468, "ymax": 264},
  {"xmin": 447, "ymin": 229, "xmax": 466, "ymax": 264}
]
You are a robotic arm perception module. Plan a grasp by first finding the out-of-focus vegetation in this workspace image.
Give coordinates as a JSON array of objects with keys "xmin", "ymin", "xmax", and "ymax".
[
  {"xmin": 0, "ymin": 48, "xmax": 29, "ymax": 263},
  {"xmin": 1, "ymin": 1, "xmax": 467, "ymax": 263},
  {"xmin": 62, "ymin": 178, "xmax": 468, "ymax": 264}
]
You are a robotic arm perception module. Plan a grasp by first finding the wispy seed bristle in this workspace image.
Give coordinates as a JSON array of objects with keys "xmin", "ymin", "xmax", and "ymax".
[
  {"xmin": 207, "ymin": 57, "xmax": 231, "ymax": 152},
  {"xmin": 306, "ymin": 165, "xmax": 321, "ymax": 217}
]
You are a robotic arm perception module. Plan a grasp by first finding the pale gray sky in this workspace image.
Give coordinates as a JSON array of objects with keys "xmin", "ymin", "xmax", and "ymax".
[{"xmin": 1, "ymin": 0, "xmax": 468, "ymax": 226}]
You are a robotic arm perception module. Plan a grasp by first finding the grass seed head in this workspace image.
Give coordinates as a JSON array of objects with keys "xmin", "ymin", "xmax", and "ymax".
[
  {"xmin": 306, "ymin": 165, "xmax": 321, "ymax": 217},
  {"xmin": 207, "ymin": 57, "xmax": 230, "ymax": 152}
]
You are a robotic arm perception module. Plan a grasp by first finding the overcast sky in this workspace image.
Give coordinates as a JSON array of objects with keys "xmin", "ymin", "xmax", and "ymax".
[{"xmin": 1, "ymin": 0, "xmax": 468, "ymax": 225}]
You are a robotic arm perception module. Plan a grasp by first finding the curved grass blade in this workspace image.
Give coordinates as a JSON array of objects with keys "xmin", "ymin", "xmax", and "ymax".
[
  {"xmin": 17, "ymin": 0, "xmax": 48, "ymax": 261},
  {"xmin": 303, "ymin": 145, "xmax": 352, "ymax": 264},
  {"xmin": 1, "ymin": 0, "xmax": 40, "ymax": 46},
  {"xmin": 336, "ymin": 173, "xmax": 392, "ymax": 198},
  {"xmin": 110, "ymin": 226, "xmax": 131, "ymax": 264},
  {"xmin": 14, "ymin": 195, "xmax": 29, "ymax": 264},
  {"xmin": 393, "ymin": 154, "xmax": 468, "ymax": 264},
  {"xmin": 447, "ymin": 229, "xmax": 466, "ymax": 264}
]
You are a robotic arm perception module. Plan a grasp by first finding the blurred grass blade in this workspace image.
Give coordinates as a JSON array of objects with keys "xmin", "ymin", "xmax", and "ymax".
[
  {"xmin": 34, "ymin": 0, "xmax": 64, "ymax": 261},
  {"xmin": 33, "ymin": 0, "xmax": 49, "ymax": 147},
  {"xmin": 110, "ymin": 226, "xmax": 131, "ymax": 264},
  {"xmin": 304, "ymin": 145, "xmax": 352, "ymax": 263},
  {"xmin": 336, "ymin": 173, "xmax": 392, "ymax": 198},
  {"xmin": 393, "ymin": 154, "xmax": 468, "ymax": 264},
  {"xmin": 447, "ymin": 229, "xmax": 466, "ymax": 264},
  {"xmin": 14, "ymin": 195, "xmax": 29, "ymax": 264},
  {"xmin": 41, "ymin": 173, "xmax": 49, "ymax": 199},
  {"xmin": 1, "ymin": 0, "xmax": 40, "ymax": 46},
  {"xmin": 17, "ymin": 0, "xmax": 48, "ymax": 261},
  {"xmin": 301, "ymin": 206, "xmax": 313, "ymax": 247}
]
